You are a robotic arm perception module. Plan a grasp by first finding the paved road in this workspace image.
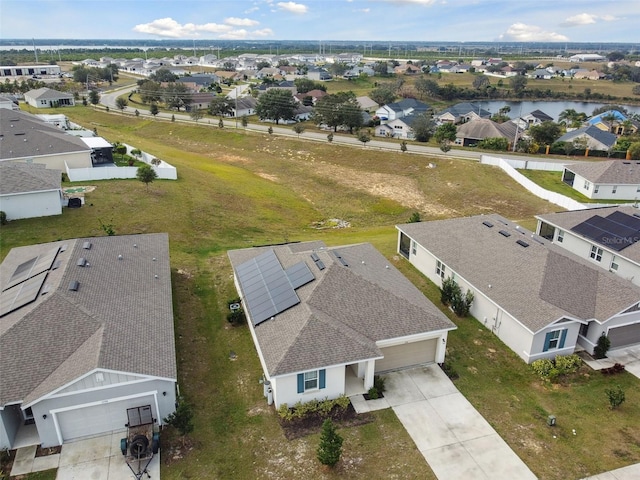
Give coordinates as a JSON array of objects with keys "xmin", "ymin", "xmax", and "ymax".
[{"xmin": 98, "ymin": 84, "xmax": 581, "ymax": 165}]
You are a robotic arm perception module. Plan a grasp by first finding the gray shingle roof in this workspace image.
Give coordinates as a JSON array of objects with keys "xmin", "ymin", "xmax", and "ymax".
[
  {"xmin": 438, "ymin": 102, "xmax": 491, "ymax": 118},
  {"xmin": 557, "ymin": 125, "xmax": 617, "ymax": 149},
  {"xmin": 228, "ymin": 242, "xmax": 455, "ymax": 377},
  {"xmin": 537, "ymin": 205, "xmax": 640, "ymax": 264},
  {"xmin": 456, "ymin": 118, "xmax": 519, "ymax": 141},
  {"xmin": 397, "ymin": 215, "xmax": 640, "ymax": 333},
  {"xmin": 0, "ymin": 110, "xmax": 91, "ymax": 161},
  {"xmin": 25, "ymin": 88, "xmax": 74, "ymax": 101},
  {"xmin": 0, "ymin": 233, "xmax": 176, "ymax": 406},
  {"xmin": 565, "ymin": 160, "xmax": 640, "ymax": 185},
  {"xmin": 0, "ymin": 163, "xmax": 61, "ymax": 195}
]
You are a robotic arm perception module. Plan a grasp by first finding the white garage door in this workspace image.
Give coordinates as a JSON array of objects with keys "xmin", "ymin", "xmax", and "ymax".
[
  {"xmin": 56, "ymin": 395, "xmax": 156, "ymax": 442},
  {"xmin": 375, "ymin": 338, "xmax": 437, "ymax": 373},
  {"xmin": 609, "ymin": 323, "xmax": 640, "ymax": 349}
]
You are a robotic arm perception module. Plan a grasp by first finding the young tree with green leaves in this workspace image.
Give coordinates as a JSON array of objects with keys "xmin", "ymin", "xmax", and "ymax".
[
  {"xmin": 136, "ymin": 164, "xmax": 158, "ymax": 189},
  {"xmin": 317, "ymin": 419, "xmax": 343, "ymax": 468},
  {"xmin": 434, "ymin": 123, "xmax": 457, "ymax": 143},
  {"xmin": 292, "ymin": 124, "xmax": 305, "ymax": 137},
  {"xmin": 357, "ymin": 131, "xmax": 371, "ymax": 147},
  {"xmin": 190, "ymin": 107, "xmax": 204, "ymax": 122},
  {"xmin": 88, "ymin": 89, "xmax": 100, "ymax": 105},
  {"xmin": 149, "ymin": 103, "xmax": 159, "ymax": 117}
]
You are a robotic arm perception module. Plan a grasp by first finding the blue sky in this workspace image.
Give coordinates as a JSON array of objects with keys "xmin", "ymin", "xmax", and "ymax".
[{"xmin": 2, "ymin": 0, "xmax": 638, "ymax": 43}]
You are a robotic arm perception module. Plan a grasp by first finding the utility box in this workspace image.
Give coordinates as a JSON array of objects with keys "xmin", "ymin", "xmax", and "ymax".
[{"xmin": 547, "ymin": 415, "xmax": 556, "ymax": 426}]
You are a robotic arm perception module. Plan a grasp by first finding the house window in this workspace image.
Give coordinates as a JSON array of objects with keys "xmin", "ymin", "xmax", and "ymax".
[
  {"xmin": 304, "ymin": 371, "xmax": 318, "ymax": 390},
  {"xmin": 590, "ymin": 245, "xmax": 603, "ymax": 262},
  {"xmin": 636, "ymin": 186, "xmax": 640, "ymax": 193},
  {"xmin": 583, "ymin": 180, "xmax": 590, "ymax": 190},
  {"xmin": 610, "ymin": 256, "xmax": 619, "ymax": 272},
  {"xmin": 297, "ymin": 369, "xmax": 326, "ymax": 393},
  {"xmin": 543, "ymin": 329, "xmax": 567, "ymax": 352},
  {"xmin": 557, "ymin": 230, "xmax": 564, "ymax": 243},
  {"xmin": 436, "ymin": 260, "xmax": 446, "ymax": 279},
  {"xmin": 411, "ymin": 241, "xmax": 417, "ymax": 255},
  {"xmin": 594, "ymin": 185, "xmax": 599, "ymax": 194},
  {"xmin": 612, "ymin": 186, "xmax": 617, "ymax": 194}
]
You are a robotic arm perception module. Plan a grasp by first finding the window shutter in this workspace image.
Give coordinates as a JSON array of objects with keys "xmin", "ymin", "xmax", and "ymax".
[
  {"xmin": 543, "ymin": 332, "xmax": 552, "ymax": 352},
  {"xmin": 319, "ymin": 369, "xmax": 326, "ymax": 389},
  {"xmin": 559, "ymin": 329, "xmax": 567, "ymax": 349},
  {"xmin": 297, "ymin": 373, "xmax": 304, "ymax": 393}
]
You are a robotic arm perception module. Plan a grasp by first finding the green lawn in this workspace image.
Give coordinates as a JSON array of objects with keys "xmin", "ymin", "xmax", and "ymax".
[{"xmin": 2, "ymin": 107, "xmax": 638, "ymax": 479}]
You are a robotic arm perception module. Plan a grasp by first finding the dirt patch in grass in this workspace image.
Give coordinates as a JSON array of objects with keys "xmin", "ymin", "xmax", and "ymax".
[{"xmin": 279, "ymin": 404, "xmax": 374, "ymax": 441}]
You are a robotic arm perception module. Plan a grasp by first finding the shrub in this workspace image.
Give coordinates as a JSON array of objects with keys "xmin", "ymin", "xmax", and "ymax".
[
  {"xmin": 605, "ymin": 385, "xmax": 626, "ymax": 409},
  {"xmin": 317, "ymin": 419, "xmax": 343, "ymax": 467},
  {"xmin": 367, "ymin": 387, "xmax": 379, "ymax": 399},
  {"xmin": 531, "ymin": 354, "xmax": 582, "ymax": 382},
  {"xmin": 452, "ymin": 289, "xmax": 474, "ymax": 317},
  {"xmin": 373, "ymin": 375, "xmax": 386, "ymax": 394},
  {"xmin": 554, "ymin": 354, "xmax": 582, "ymax": 374},
  {"xmin": 327, "ymin": 133, "xmax": 334, "ymax": 143},
  {"xmin": 164, "ymin": 397, "xmax": 194, "ymax": 436},
  {"xmin": 594, "ymin": 334, "xmax": 611, "ymax": 359},
  {"xmin": 277, "ymin": 403, "xmax": 293, "ymax": 421},
  {"xmin": 0, "ymin": 211, "xmax": 7, "ymax": 226},
  {"xmin": 531, "ymin": 358, "xmax": 554, "ymax": 379},
  {"xmin": 440, "ymin": 361, "xmax": 459, "ymax": 380},
  {"xmin": 440, "ymin": 276, "xmax": 457, "ymax": 305},
  {"xmin": 408, "ymin": 212, "xmax": 421, "ymax": 223}
]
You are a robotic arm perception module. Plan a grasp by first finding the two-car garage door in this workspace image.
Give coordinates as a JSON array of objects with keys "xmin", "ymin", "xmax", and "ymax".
[
  {"xmin": 56, "ymin": 395, "xmax": 156, "ymax": 442},
  {"xmin": 375, "ymin": 338, "xmax": 437, "ymax": 374},
  {"xmin": 608, "ymin": 323, "xmax": 640, "ymax": 350}
]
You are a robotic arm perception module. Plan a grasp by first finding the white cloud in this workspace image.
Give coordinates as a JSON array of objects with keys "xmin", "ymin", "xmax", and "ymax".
[
  {"xmin": 224, "ymin": 17, "xmax": 260, "ymax": 26},
  {"xmin": 356, "ymin": 8, "xmax": 371, "ymax": 13},
  {"xmin": 561, "ymin": 13, "xmax": 618, "ymax": 27},
  {"xmin": 253, "ymin": 28, "xmax": 274, "ymax": 37},
  {"xmin": 561, "ymin": 13, "xmax": 597, "ymax": 26},
  {"xmin": 277, "ymin": 2, "xmax": 308, "ymax": 14},
  {"xmin": 244, "ymin": 7, "xmax": 259, "ymax": 14},
  {"xmin": 133, "ymin": 18, "xmax": 232, "ymax": 38},
  {"xmin": 218, "ymin": 27, "xmax": 274, "ymax": 40},
  {"xmin": 498, "ymin": 23, "xmax": 568, "ymax": 42}
]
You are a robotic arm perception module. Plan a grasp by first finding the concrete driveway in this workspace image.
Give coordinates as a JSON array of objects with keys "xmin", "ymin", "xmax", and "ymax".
[
  {"xmin": 607, "ymin": 345, "xmax": 640, "ymax": 379},
  {"xmin": 56, "ymin": 431, "xmax": 160, "ymax": 480},
  {"xmin": 352, "ymin": 365, "xmax": 536, "ymax": 480}
]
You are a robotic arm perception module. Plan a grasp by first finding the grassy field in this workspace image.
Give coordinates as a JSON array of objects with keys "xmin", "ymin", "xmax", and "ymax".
[{"xmin": 2, "ymin": 107, "xmax": 639, "ymax": 479}]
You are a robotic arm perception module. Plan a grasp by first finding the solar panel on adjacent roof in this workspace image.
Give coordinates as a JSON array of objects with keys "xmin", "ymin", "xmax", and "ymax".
[
  {"xmin": 571, "ymin": 212, "xmax": 640, "ymax": 252},
  {"xmin": 285, "ymin": 262, "xmax": 315, "ymax": 289},
  {"xmin": 499, "ymin": 230, "xmax": 511, "ymax": 237},
  {"xmin": 3, "ymin": 246, "xmax": 59, "ymax": 291},
  {"xmin": 333, "ymin": 250, "xmax": 349, "ymax": 266},
  {"xmin": 0, "ymin": 271, "xmax": 48, "ymax": 317},
  {"xmin": 310, "ymin": 253, "xmax": 320, "ymax": 262},
  {"xmin": 235, "ymin": 250, "xmax": 301, "ymax": 327},
  {"xmin": 516, "ymin": 239, "xmax": 529, "ymax": 248},
  {"xmin": 314, "ymin": 259, "xmax": 325, "ymax": 270}
]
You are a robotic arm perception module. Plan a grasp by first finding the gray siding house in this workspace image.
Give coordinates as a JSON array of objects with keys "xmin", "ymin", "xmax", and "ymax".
[{"xmin": 0, "ymin": 234, "xmax": 177, "ymax": 449}]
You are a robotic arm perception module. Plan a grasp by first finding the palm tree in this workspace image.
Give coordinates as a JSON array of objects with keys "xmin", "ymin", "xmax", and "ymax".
[
  {"xmin": 558, "ymin": 109, "xmax": 587, "ymax": 128},
  {"xmin": 601, "ymin": 112, "xmax": 618, "ymax": 134}
]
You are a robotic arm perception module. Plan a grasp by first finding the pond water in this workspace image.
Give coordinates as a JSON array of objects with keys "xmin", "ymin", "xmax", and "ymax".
[{"xmin": 475, "ymin": 100, "xmax": 640, "ymax": 121}]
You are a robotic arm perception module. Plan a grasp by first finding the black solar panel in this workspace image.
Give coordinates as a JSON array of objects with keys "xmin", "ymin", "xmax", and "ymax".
[
  {"xmin": 482, "ymin": 221, "xmax": 494, "ymax": 228},
  {"xmin": 499, "ymin": 230, "xmax": 511, "ymax": 237},
  {"xmin": 3, "ymin": 247, "xmax": 59, "ymax": 291},
  {"xmin": 314, "ymin": 260, "xmax": 325, "ymax": 270},
  {"xmin": 235, "ymin": 250, "xmax": 302, "ymax": 326},
  {"xmin": 516, "ymin": 240, "xmax": 529, "ymax": 248},
  {"xmin": 285, "ymin": 262, "xmax": 315, "ymax": 289},
  {"xmin": 571, "ymin": 211, "xmax": 640, "ymax": 252},
  {"xmin": 0, "ymin": 271, "xmax": 48, "ymax": 317}
]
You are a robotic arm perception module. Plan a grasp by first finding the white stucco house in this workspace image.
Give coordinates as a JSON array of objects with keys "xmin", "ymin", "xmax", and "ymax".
[
  {"xmin": 0, "ymin": 110, "xmax": 92, "ymax": 171},
  {"xmin": 397, "ymin": 214, "xmax": 640, "ymax": 362},
  {"xmin": 228, "ymin": 241, "xmax": 456, "ymax": 409},
  {"xmin": 24, "ymin": 88, "xmax": 75, "ymax": 108},
  {"xmin": 0, "ymin": 163, "xmax": 63, "ymax": 220},
  {"xmin": 375, "ymin": 98, "xmax": 429, "ymax": 122},
  {"xmin": 561, "ymin": 160, "xmax": 640, "ymax": 200},
  {"xmin": 537, "ymin": 205, "xmax": 640, "ymax": 292},
  {"xmin": 0, "ymin": 234, "xmax": 177, "ymax": 449}
]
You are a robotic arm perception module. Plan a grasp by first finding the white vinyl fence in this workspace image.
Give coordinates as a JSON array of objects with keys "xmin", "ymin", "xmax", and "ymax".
[
  {"xmin": 481, "ymin": 155, "xmax": 587, "ymax": 211},
  {"xmin": 65, "ymin": 143, "xmax": 177, "ymax": 181}
]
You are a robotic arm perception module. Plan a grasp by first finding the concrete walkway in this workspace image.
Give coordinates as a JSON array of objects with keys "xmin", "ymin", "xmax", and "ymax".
[
  {"xmin": 10, "ymin": 431, "xmax": 160, "ymax": 480},
  {"xmin": 351, "ymin": 365, "xmax": 537, "ymax": 480}
]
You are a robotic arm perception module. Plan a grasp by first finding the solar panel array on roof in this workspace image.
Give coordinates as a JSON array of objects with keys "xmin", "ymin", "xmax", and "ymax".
[
  {"xmin": 571, "ymin": 211, "xmax": 640, "ymax": 252},
  {"xmin": 310, "ymin": 252, "xmax": 326, "ymax": 270},
  {"xmin": 3, "ymin": 246, "xmax": 59, "ymax": 291},
  {"xmin": 235, "ymin": 250, "xmax": 301, "ymax": 327},
  {"xmin": 0, "ymin": 271, "xmax": 48, "ymax": 317},
  {"xmin": 285, "ymin": 262, "xmax": 315, "ymax": 289}
]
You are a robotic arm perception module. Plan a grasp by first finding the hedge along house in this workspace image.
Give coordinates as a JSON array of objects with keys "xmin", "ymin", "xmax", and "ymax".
[
  {"xmin": 228, "ymin": 242, "xmax": 456, "ymax": 409},
  {"xmin": 397, "ymin": 215, "xmax": 640, "ymax": 363},
  {"xmin": 0, "ymin": 234, "xmax": 177, "ymax": 449}
]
